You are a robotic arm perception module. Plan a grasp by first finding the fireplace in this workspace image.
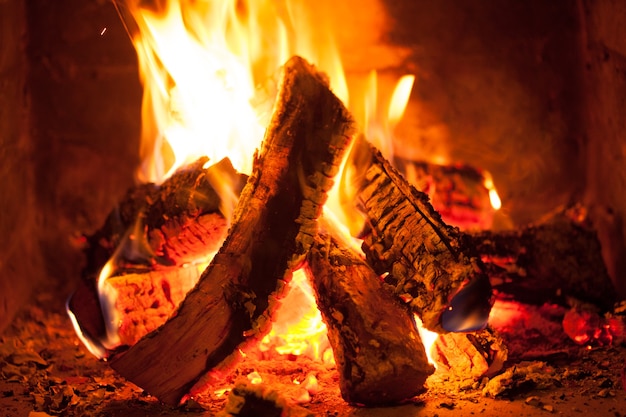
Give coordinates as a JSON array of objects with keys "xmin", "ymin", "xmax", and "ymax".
[{"xmin": 1, "ymin": 0, "xmax": 626, "ymax": 415}]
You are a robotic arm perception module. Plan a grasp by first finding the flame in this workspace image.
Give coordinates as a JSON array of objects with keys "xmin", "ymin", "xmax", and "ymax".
[
  {"xmin": 415, "ymin": 315, "xmax": 439, "ymax": 367},
  {"xmin": 257, "ymin": 269, "xmax": 332, "ymax": 362},
  {"xmin": 113, "ymin": 0, "xmax": 416, "ymax": 362},
  {"xmin": 483, "ymin": 171, "xmax": 502, "ymax": 211},
  {"xmin": 355, "ymin": 71, "xmax": 415, "ymax": 161},
  {"xmin": 126, "ymin": 0, "xmax": 350, "ymax": 184}
]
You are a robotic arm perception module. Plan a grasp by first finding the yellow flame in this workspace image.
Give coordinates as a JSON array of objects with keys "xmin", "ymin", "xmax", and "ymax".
[
  {"xmin": 415, "ymin": 315, "xmax": 439, "ymax": 367},
  {"xmin": 127, "ymin": 0, "xmax": 350, "ymax": 184},
  {"xmin": 483, "ymin": 171, "xmax": 502, "ymax": 210},
  {"xmin": 130, "ymin": 0, "xmax": 267, "ymax": 182},
  {"xmin": 388, "ymin": 75, "xmax": 415, "ymax": 128},
  {"xmin": 258, "ymin": 270, "xmax": 331, "ymax": 362}
]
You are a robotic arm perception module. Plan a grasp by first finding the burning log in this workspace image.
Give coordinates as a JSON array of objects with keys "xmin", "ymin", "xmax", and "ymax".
[
  {"xmin": 69, "ymin": 157, "xmax": 245, "ymax": 348},
  {"xmin": 345, "ymin": 136, "xmax": 493, "ymax": 333},
  {"xmin": 393, "ymin": 156, "xmax": 497, "ymax": 230},
  {"xmin": 107, "ymin": 56, "xmax": 354, "ymax": 405},
  {"xmin": 103, "ymin": 266, "xmax": 203, "ymax": 347},
  {"xmin": 467, "ymin": 209, "xmax": 617, "ymax": 310},
  {"xmin": 305, "ymin": 227, "xmax": 434, "ymax": 405},
  {"xmin": 84, "ymin": 156, "xmax": 246, "ymax": 275}
]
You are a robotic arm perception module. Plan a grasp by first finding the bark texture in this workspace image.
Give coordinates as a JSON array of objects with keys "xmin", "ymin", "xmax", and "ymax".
[
  {"xmin": 469, "ymin": 210, "xmax": 617, "ymax": 310},
  {"xmin": 306, "ymin": 227, "xmax": 434, "ymax": 405},
  {"xmin": 346, "ymin": 136, "xmax": 492, "ymax": 333},
  {"xmin": 83, "ymin": 157, "xmax": 246, "ymax": 275}
]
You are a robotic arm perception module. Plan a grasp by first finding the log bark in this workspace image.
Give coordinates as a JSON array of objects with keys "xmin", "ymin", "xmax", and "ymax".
[
  {"xmin": 468, "ymin": 210, "xmax": 617, "ymax": 310},
  {"xmin": 108, "ymin": 56, "xmax": 354, "ymax": 405},
  {"xmin": 305, "ymin": 226, "xmax": 434, "ymax": 405},
  {"xmin": 345, "ymin": 136, "xmax": 493, "ymax": 333}
]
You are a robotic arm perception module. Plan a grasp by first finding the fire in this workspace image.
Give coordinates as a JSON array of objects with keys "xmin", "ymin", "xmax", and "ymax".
[
  {"xmin": 415, "ymin": 315, "xmax": 439, "ymax": 367},
  {"xmin": 80, "ymin": 0, "xmax": 418, "ymax": 362},
  {"xmin": 74, "ymin": 0, "xmax": 499, "ymax": 372},
  {"xmin": 124, "ymin": 0, "xmax": 349, "ymax": 184},
  {"xmin": 256, "ymin": 269, "xmax": 332, "ymax": 362},
  {"xmin": 117, "ymin": 0, "xmax": 354, "ymax": 362}
]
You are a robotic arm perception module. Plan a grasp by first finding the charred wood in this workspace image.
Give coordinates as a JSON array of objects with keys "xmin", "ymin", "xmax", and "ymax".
[
  {"xmin": 107, "ymin": 56, "xmax": 354, "ymax": 405},
  {"xmin": 345, "ymin": 136, "xmax": 493, "ymax": 333},
  {"xmin": 394, "ymin": 156, "xmax": 496, "ymax": 230},
  {"xmin": 69, "ymin": 157, "xmax": 245, "ymax": 350},
  {"xmin": 217, "ymin": 380, "xmax": 314, "ymax": 417},
  {"xmin": 306, "ymin": 227, "xmax": 434, "ymax": 405},
  {"xmin": 84, "ymin": 156, "xmax": 246, "ymax": 275},
  {"xmin": 468, "ymin": 210, "xmax": 617, "ymax": 310}
]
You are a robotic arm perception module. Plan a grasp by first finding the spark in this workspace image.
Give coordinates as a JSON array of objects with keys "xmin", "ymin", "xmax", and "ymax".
[{"xmin": 100, "ymin": 27, "xmax": 107, "ymax": 36}]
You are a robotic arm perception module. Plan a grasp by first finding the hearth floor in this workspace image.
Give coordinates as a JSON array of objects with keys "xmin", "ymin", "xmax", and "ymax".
[{"xmin": 1, "ymin": 290, "xmax": 625, "ymax": 417}]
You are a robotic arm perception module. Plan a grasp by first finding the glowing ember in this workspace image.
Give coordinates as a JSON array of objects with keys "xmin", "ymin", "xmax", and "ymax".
[{"xmin": 247, "ymin": 371, "xmax": 263, "ymax": 385}]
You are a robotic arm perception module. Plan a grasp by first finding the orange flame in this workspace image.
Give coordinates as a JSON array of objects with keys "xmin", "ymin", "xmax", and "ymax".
[{"xmin": 126, "ymin": 0, "xmax": 350, "ymax": 184}]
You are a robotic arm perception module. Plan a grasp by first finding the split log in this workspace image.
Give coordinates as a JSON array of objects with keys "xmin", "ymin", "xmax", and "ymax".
[
  {"xmin": 84, "ymin": 156, "xmax": 246, "ymax": 275},
  {"xmin": 344, "ymin": 136, "xmax": 493, "ymax": 333},
  {"xmin": 107, "ymin": 56, "xmax": 354, "ymax": 405},
  {"xmin": 468, "ymin": 210, "xmax": 617, "ymax": 310},
  {"xmin": 103, "ymin": 266, "xmax": 204, "ymax": 347},
  {"xmin": 305, "ymin": 226, "xmax": 434, "ymax": 405},
  {"xmin": 69, "ymin": 157, "xmax": 245, "ymax": 349},
  {"xmin": 394, "ymin": 156, "xmax": 496, "ymax": 231}
]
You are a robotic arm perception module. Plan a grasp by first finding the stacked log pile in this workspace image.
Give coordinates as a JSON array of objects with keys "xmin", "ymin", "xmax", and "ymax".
[{"xmin": 68, "ymin": 56, "xmax": 620, "ymax": 408}]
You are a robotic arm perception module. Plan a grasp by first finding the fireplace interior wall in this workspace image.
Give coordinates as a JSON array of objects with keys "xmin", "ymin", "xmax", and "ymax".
[{"xmin": 1, "ymin": 0, "xmax": 626, "ymax": 333}]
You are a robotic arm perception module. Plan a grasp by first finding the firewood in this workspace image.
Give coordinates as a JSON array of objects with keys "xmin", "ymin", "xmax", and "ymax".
[
  {"xmin": 83, "ymin": 156, "xmax": 246, "ymax": 275},
  {"xmin": 394, "ymin": 156, "xmax": 496, "ymax": 230},
  {"xmin": 69, "ymin": 157, "xmax": 245, "ymax": 350},
  {"xmin": 468, "ymin": 209, "xmax": 617, "ymax": 310},
  {"xmin": 107, "ymin": 56, "xmax": 354, "ymax": 405},
  {"xmin": 305, "ymin": 226, "xmax": 434, "ymax": 405},
  {"xmin": 104, "ymin": 266, "xmax": 203, "ymax": 347},
  {"xmin": 344, "ymin": 136, "xmax": 493, "ymax": 333}
]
